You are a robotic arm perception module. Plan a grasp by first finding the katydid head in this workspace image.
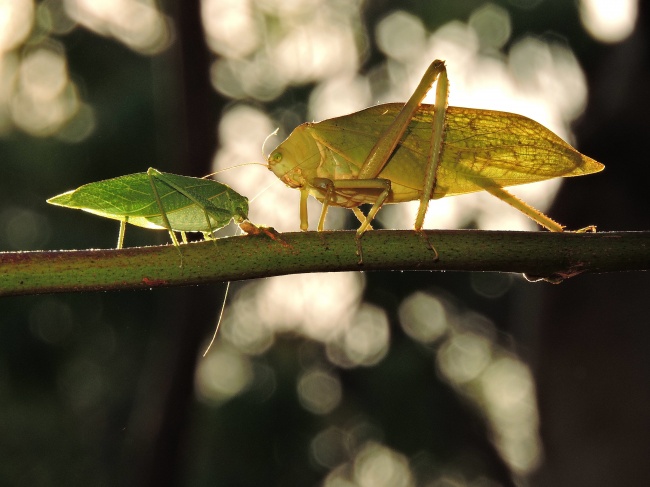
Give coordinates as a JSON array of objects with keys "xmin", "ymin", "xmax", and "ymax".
[
  {"xmin": 267, "ymin": 124, "xmax": 319, "ymax": 191},
  {"xmin": 267, "ymin": 149, "xmax": 301, "ymax": 189}
]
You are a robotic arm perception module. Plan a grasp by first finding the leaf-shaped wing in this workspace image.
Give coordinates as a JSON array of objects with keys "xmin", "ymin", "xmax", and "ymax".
[
  {"xmin": 310, "ymin": 104, "xmax": 602, "ymax": 201},
  {"xmin": 47, "ymin": 171, "xmax": 248, "ymax": 232}
]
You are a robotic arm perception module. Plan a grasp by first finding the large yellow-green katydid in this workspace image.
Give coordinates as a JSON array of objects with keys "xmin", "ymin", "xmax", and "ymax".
[
  {"xmin": 47, "ymin": 167, "xmax": 253, "ymax": 249},
  {"xmin": 267, "ymin": 59, "xmax": 604, "ymax": 261}
]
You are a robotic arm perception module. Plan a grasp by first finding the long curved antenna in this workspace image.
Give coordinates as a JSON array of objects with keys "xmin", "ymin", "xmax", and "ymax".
[
  {"xmin": 202, "ymin": 280, "xmax": 231, "ymax": 357},
  {"xmin": 262, "ymin": 128, "xmax": 279, "ymax": 158},
  {"xmin": 202, "ymin": 162, "xmax": 266, "ymax": 179}
]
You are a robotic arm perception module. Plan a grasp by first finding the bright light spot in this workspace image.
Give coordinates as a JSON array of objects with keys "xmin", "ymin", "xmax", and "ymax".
[
  {"xmin": 0, "ymin": 0, "xmax": 34, "ymax": 53},
  {"xmin": 308, "ymin": 74, "xmax": 371, "ymax": 121},
  {"xmin": 211, "ymin": 56, "xmax": 287, "ymax": 101},
  {"xmin": 20, "ymin": 47, "xmax": 67, "ymax": 99},
  {"xmin": 376, "ymin": 11, "xmax": 426, "ymax": 62},
  {"xmin": 195, "ymin": 344, "xmax": 253, "ymax": 404},
  {"xmin": 398, "ymin": 291, "xmax": 448, "ymax": 344},
  {"xmin": 297, "ymin": 367, "xmax": 342, "ymax": 414},
  {"xmin": 256, "ymin": 273, "xmax": 365, "ymax": 342},
  {"xmin": 326, "ymin": 303, "xmax": 390, "ymax": 368},
  {"xmin": 222, "ymin": 273, "xmax": 365, "ymax": 352},
  {"xmin": 508, "ymin": 37, "xmax": 588, "ymax": 126},
  {"xmin": 202, "ymin": 0, "xmax": 260, "ymax": 59},
  {"xmin": 205, "ymin": 0, "xmax": 364, "ymax": 101},
  {"xmin": 0, "ymin": 3, "xmax": 91, "ymax": 137},
  {"xmin": 213, "ymin": 104, "xmax": 307, "ymax": 232},
  {"xmin": 468, "ymin": 3, "xmax": 511, "ymax": 50},
  {"xmin": 426, "ymin": 294, "xmax": 542, "ymax": 477},
  {"xmin": 272, "ymin": 20, "xmax": 359, "ymax": 84},
  {"xmin": 353, "ymin": 442, "xmax": 414, "ymax": 487},
  {"xmin": 63, "ymin": 0, "xmax": 171, "ymax": 54},
  {"xmin": 580, "ymin": 0, "xmax": 637, "ymax": 43},
  {"xmin": 437, "ymin": 332, "xmax": 492, "ymax": 384},
  {"xmin": 220, "ymin": 287, "xmax": 275, "ymax": 356},
  {"xmin": 480, "ymin": 357, "xmax": 542, "ymax": 473},
  {"xmin": 10, "ymin": 45, "xmax": 81, "ymax": 136}
]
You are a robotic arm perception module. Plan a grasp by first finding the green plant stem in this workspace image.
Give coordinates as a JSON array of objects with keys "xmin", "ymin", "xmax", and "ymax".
[{"xmin": 1, "ymin": 230, "xmax": 648, "ymax": 296}]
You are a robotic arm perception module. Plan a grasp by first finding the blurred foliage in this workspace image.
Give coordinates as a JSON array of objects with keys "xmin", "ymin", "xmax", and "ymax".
[{"xmin": 1, "ymin": 1, "xmax": 648, "ymax": 486}]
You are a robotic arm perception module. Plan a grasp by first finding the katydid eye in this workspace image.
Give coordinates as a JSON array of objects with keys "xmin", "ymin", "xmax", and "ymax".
[{"xmin": 271, "ymin": 152, "xmax": 282, "ymax": 163}]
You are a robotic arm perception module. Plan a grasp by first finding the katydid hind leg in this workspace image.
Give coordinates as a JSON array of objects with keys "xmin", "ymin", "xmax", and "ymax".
[
  {"xmin": 415, "ymin": 62, "xmax": 448, "ymax": 231},
  {"xmin": 147, "ymin": 170, "xmax": 183, "ymax": 269},
  {"xmin": 483, "ymin": 186, "xmax": 565, "ymax": 232},
  {"xmin": 148, "ymin": 168, "xmax": 219, "ymax": 242},
  {"xmin": 358, "ymin": 60, "xmax": 448, "ymax": 180},
  {"xmin": 356, "ymin": 60, "xmax": 449, "ymax": 239},
  {"xmin": 146, "ymin": 169, "xmax": 180, "ymax": 245}
]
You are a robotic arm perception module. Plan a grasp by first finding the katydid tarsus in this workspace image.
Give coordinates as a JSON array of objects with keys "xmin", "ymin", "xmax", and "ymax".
[
  {"xmin": 267, "ymin": 59, "xmax": 604, "ymax": 262},
  {"xmin": 47, "ymin": 167, "xmax": 257, "ymax": 250}
]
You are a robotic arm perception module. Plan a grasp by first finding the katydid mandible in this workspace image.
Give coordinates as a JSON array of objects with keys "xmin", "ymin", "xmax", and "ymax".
[
  {"xmin": 47, "ymin": 167, "xmax": 252, "ymax": 249},
  {"xmin": 267, "ymin": 60, "xmax": 604, "ymax": 260}
]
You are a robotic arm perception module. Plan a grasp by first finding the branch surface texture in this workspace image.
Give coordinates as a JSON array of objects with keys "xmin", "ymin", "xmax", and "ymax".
[{"xmin": 1, "ymin": 230, "xmax": 648, "ymax": 296}]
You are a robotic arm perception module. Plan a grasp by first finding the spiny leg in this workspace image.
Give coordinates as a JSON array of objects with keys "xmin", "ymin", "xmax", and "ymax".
[
  {"xmin": 482, "ymin": 185, "xmax": 564, "ymax": 232},
  {"xmin": 148, "ymin": 168, "xmax": 220, "ymax": 246},
  {"xmin": 484, "ymin": 185, "xmax": 598, "ymax": 234},
  {"xmin": 358, "ymin": 60, "xmax": 449, "ymax": 181},
  {"xmin": 409, "ymin": 63, "xmax": 449, "ymax": 262},
  {"xmin": 354, "ymin": 60, "xmax": 449, "ymax": 261},
  {"xmin": 414, "ymin": 61, "xmax": 448, "ymax": 231}
]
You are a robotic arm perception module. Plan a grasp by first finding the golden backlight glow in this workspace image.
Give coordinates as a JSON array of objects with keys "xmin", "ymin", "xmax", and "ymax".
[
  {"xmin": 200, "ymin": 2, "xmax": 615, "ymax": 481},
  {"xmin": 1, "ymin": 1, "xmax": 629, "ymax": 482}
]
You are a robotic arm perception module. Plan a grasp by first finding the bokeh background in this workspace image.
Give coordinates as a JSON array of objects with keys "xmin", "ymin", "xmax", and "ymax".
[{"xmin": 1, "ymin": 1, "xmax": 649, "ymax": 486}]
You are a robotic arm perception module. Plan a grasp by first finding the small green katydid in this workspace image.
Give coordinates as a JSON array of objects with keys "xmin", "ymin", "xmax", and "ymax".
[
  {"xmin": 267, "ymin": 59, "xmax": 604, "ymax": 261},
  {"xmin": 47, "ymin": 167, "xmax": 252, "ymax": 249}
]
